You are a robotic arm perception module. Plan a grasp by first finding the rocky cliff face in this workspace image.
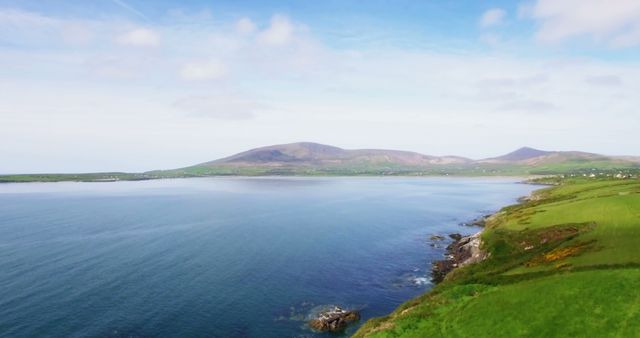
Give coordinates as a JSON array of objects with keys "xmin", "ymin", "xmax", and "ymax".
[{"xmin": 431, "ymin": 232, "xmax": 487, "ymax": 283}]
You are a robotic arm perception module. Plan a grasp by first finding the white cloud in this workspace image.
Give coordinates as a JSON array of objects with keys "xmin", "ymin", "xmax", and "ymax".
[
  {"xmin": 529, "ymin": 0, "xmax": 640, "ymax": 47},
  {"xmin": 235, "ymin": 17, "xmax": 256, "ymax": 35},
  {"xmin": 179, "ymin": 60, "xmax": 227, "ymax": 81},
  {"xmin": 116, "ymin": 27, "xmax": 160, "ymax": 47},
  {"xmin": 257, "ymin": 14, "xmax": 294, "ymax": 45},
  {"xmin": 480, "ymin": 8, "xmax": 506, "ymax": 28},
  {"xmin": 2, "ymin": 7, "xmax": 640, "ymax": 172}
]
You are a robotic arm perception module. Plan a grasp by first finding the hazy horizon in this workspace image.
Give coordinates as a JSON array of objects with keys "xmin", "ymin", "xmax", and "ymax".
[{"xmin": 2, "ymin": 0, "xmax": 640, "ymax": 173}]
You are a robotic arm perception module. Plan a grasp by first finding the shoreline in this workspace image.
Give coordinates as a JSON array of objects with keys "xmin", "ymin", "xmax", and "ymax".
[
  {"xmin": 431, "ymin": 228, "xmax": 487, "ymax": 284},
  {"xmin": 0, "ymin": 174, "xmax": 539, "ymax": 184},
  {"xmin": 430, "ymin": 185, "xmax": 544, "ymax": 284},
  {"xmin": 353, "ymin": 182, "xmax": 555, "ymax": 337},
  {"xmin": 354, "ymin": 177, "xmax": 640, "ymax": 337}
]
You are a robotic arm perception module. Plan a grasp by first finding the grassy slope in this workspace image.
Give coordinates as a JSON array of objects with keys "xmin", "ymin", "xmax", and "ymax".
[{"xmin": 354, "ymin": 178, "xmax": 640, "ymax": 337}]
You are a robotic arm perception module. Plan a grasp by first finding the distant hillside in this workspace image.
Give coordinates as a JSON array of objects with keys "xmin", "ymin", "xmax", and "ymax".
[
  {"xmin": 154, "ymin": 142, "xmax": 640, "ymax": 177},
  {"xmin": 478, "ymin": 146, "xmax": 616, "ymax": 166},
  {"xmin": 201, "ymin": 142, "xmax": 470, "ymax": 167},
  {"xmin": 482, "ymin": 146, "xmax": 552, "ymax": 162},
  {"xmin": 3, "ymin": 142, "xmax": 639, "ymax": 182}
]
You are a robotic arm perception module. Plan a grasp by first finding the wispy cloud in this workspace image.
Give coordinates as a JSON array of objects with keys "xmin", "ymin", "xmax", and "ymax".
[
  {"xmin": 179, "ymin": 60, "xmax": 227, "ymax": 81},
  {"xmin": 116, "ymin": 27, "xmax": 160, "ymax": 47},
  {"xmin": 527, "ymin": 0, "xmax": 640, "ymax": 47},
  {"xmin": 0, "ymin": 8, "xmax": 57, "ymax": 26},
  {"xmin": 479, "ymin": 8, "xmax": 506, "ymax": 28},
  {"xmin": 257, "ymin": 14, "xmax": 295, "ymax": 46},
  {"xmin": 1, "ymin": 4, "xmax": 640, "ymax": 171},
  {"xmin": 110, "ymin": 0, "xmax": 150, "ymax": 22},
  {"xmin": 235, "ymin": 17, "xmax": 256, "ymax": 35}
]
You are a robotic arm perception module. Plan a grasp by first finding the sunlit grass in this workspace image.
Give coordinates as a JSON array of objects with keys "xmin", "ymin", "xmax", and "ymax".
[{"xmin": 355, "ymin": 178, "xmax": 640, "ymax": 337}]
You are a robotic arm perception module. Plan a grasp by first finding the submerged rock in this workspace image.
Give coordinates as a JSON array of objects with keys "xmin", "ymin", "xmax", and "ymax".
[
  {"xmin": 460, "ymin": 215, "xmax": 491, "ymax": 227},
  {"xmin": 448, "ymin": 233, "xmax": 462, "ymax": 241},
  {"xmin": 308, "ymin": 306, "xmax": 360, "ymax": 332},
  {"xmin": 430, "ymin": 234, "xmax": 446, "ymax": 241}
]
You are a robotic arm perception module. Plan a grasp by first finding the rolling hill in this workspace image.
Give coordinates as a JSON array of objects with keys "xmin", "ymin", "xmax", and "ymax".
[
  {"xmin": 2, "ymin": 142, "xmax": 639, "ymax": 182},
  {"xmin": 479, "ymin": 146, "xmax": 616, "ymax": 165},
  {"xmin": 203, "ymin": 142, "xmax": 470, "ymax": 167},
  {"xmin": 156, "ymin": 142, "xmax": 640, "ymax": 177}
]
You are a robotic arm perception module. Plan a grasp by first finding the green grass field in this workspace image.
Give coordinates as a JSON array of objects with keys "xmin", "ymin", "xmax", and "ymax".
[{"xmin": 354, "ymin": 178, "xmax": 640, "ymax": 337}]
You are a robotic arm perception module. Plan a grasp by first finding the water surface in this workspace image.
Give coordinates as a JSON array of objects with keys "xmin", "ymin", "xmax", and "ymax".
[{"xmin": 0, "ymin": 177, "xmax": 536, "ymax": 337}]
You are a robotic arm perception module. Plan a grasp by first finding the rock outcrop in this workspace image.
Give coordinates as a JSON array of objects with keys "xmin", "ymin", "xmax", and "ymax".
[
  {"xmin": 308, "ymin": 306, "xmax": 360, "ymax": 332},
  {"xmin": 431, "ymin": 232, "xmax": 487, "ymax": 283}
]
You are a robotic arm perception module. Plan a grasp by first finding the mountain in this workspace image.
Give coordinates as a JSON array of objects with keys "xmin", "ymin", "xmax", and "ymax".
[
  {"xmin": 478, "ymin": 146, "xmax": 611, "ymax": 165},
  {"xmin": 3, "ymin": 143, "xmax": 640, "ymax": 182},
  {"xmin": 483, "ymin": 147, "xmax": 552, "ymax": 162},
  {"xmin": 616, "ymin": 156, "xmax": 640, "ymax": 164},
  {"xmin": 199, "ymin": 142, "xmax": 470, "ymax": 168},
  {"xmin": 156, "ymin": 142, "xmax": 639, "ymax": 177}
]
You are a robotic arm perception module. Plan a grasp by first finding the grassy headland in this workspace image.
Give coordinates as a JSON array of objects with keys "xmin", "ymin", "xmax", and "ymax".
[{"xmin": 354, "ymin": 177, "xmax": 640, "ymax": 337}]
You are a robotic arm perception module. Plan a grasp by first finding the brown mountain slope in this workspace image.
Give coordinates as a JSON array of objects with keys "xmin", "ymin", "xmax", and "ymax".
[
  {"xmin": 200, "ymin": 142, "xmax": 471, "ymax": 168},
  {"xmin": 478, "ymin": 146, "xmax": 612, "ymax": 165}
]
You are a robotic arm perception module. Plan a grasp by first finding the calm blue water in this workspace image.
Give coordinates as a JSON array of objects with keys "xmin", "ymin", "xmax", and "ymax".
[{"xmin": 0, "ymin": 177, "xmax": 536, "ymax": 338}]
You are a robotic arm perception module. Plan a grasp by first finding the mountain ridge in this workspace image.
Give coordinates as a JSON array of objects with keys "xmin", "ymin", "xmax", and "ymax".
[
  {"xmin": 197, "ymin": 141, "xmax": 636, "ymax": 166},
  {"xmin": 202, "ymin": 142, "xmax": 471, "ymax": 167},
  {"xmin": 166, "ymin": 141, "xmax": 640, "ymax": 176},
  {"xmin": 2, "ymin": 142, "xmax": 639, "ymax": 182}
]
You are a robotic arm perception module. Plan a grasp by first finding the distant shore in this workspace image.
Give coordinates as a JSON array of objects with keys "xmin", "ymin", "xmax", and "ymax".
[{"xmin": 0, "ymin": 171, "xmax": 559, "ymax": 184}]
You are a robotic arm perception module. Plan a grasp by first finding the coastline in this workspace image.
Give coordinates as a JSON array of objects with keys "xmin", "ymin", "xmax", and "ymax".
[
  {"xmin": 354, "ymin": 174, "xmax": 640, "ymax": 338},
  {"xmin": 431, "ymin": 227, "xmax": 488, "ymax": 284},
  {"xmin": 354, "ymin": 183, "xmax": 548, "ymax": 336},
  {"xmin": 429, "ymin": 183, "xmax": 548, "ymax": 284},
  {"xmin": 0, "ymin": 173, "xmax": 542, "ymax": 184}
]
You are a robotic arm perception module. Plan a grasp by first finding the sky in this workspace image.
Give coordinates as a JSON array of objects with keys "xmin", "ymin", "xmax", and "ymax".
[{"xmin": 1, "ymin": 0, "xmax": 640, "ymax": 173}]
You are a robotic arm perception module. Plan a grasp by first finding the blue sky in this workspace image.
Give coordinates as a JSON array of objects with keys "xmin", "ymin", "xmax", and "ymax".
[{"xmin": 1, "ymin": 0, "xmax": 639, "ymax": 173}]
